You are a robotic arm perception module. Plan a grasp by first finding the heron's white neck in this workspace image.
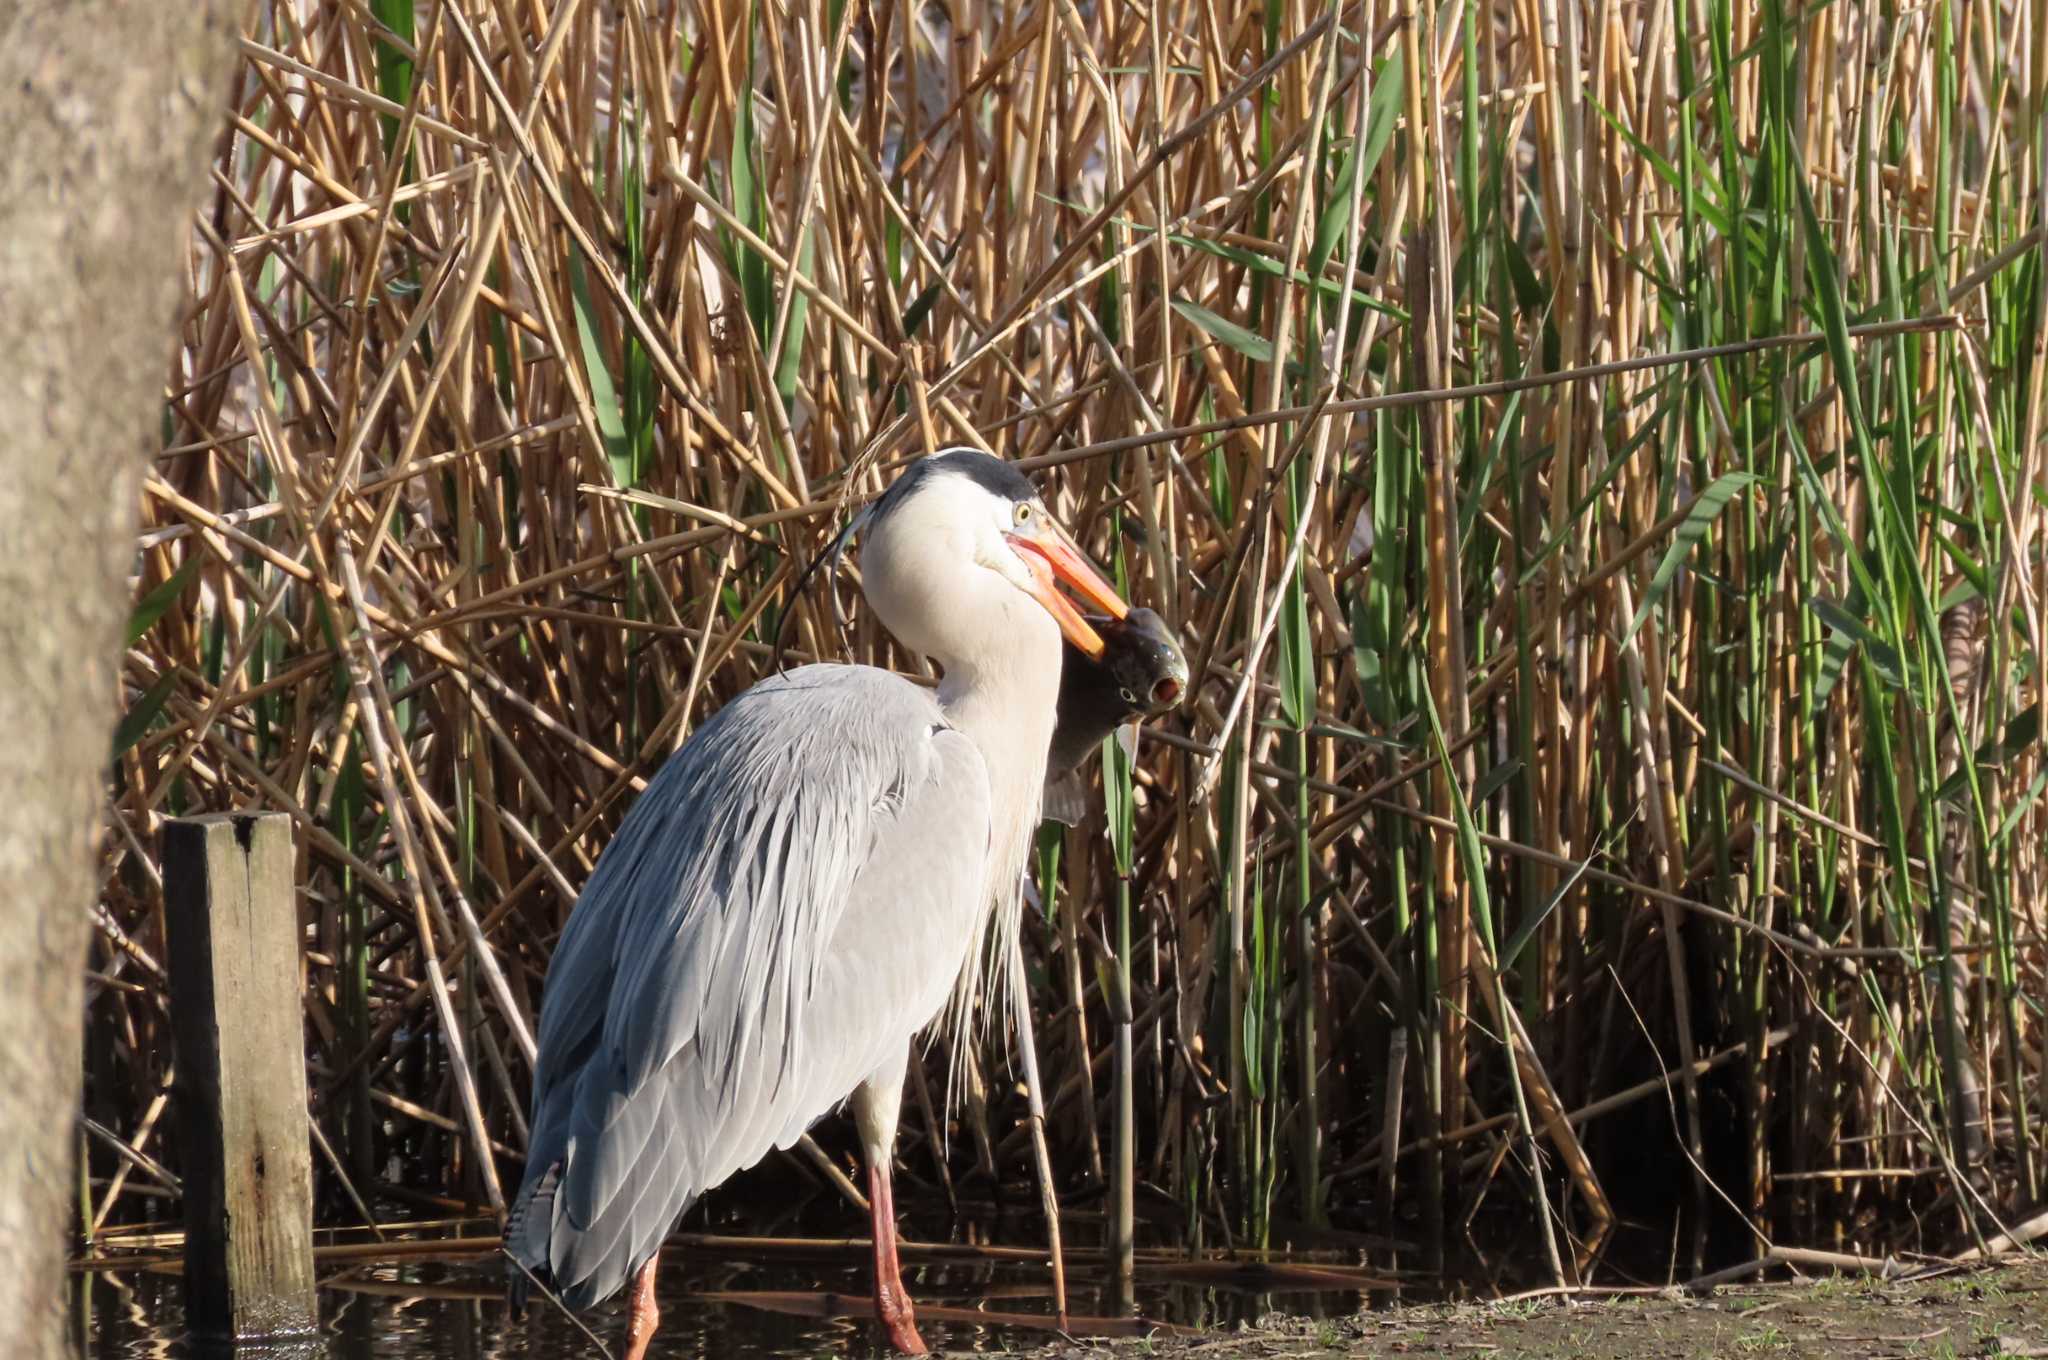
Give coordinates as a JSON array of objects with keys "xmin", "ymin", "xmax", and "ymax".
[
  {"xmin": 927, "ymin": 589, "xmax": 1063, "ymax": 1050},
  {"xmin": 934, "ymin": 592, "xmax": 1062, "ymax": 848}
]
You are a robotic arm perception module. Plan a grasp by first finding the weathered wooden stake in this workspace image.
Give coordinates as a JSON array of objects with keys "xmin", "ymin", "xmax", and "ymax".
[{"xmin": 163, "ymin": 812, "xmax": 317, "ymax": 1342}]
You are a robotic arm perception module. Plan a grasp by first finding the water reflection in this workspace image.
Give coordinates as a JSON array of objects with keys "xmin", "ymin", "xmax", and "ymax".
[{"xmin": 78, "ymin": 1229, "xmax": 1377, "ymax": 1358}]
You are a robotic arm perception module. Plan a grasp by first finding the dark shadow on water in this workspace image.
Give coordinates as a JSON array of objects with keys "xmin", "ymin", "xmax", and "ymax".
[{"xmin": 77, "ymin": 1254, "xmax": 1373, "ymax": 1358}]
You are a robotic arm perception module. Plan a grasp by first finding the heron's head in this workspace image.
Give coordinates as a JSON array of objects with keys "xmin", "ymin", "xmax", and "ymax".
[{"xmin": 859, "ymin": 449, "xmax": 1128, "ymax": 669}]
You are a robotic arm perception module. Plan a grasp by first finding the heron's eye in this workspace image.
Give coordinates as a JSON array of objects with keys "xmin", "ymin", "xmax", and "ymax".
[{"xmin": 1013, "ymin": 502, "xmax": 1034, "ymax": 527}]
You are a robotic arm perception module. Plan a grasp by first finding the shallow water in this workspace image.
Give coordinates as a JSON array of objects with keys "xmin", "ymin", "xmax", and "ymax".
[{"xmin": 77, "ymin": 1203, "xmax": 1378, "ymax": 1358}]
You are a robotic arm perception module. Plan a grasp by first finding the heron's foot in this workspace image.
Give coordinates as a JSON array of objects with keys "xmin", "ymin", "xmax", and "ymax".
[
  {"xmin": 875, "ymin": 1282, "xmax": 928, "ymax": 1355},
  {"xmin": 623, "ymin": 1256, "xmax": 662, "ymax": 1360},
  {"xmin": 884, "ymin": 1318, "xmax": 929, "ymax": 1355}
]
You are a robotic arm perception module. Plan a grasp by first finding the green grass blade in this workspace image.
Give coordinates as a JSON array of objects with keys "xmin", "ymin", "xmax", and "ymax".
[
  {"xmin": 1172, "ymin": 297, "xmax": 1276, "ymax": 363},
  {"xmin": 1620, "ymin": 470, "xmax": 1758, "ymax": 648},
  {"xmin": 569, "ymin": 251, "xmax": 632, "ymax": 487},
  {"xmin": 111, "ymin": 672, "xmax": 179, "ymax": 761},
  {"xmin": 127, "ymin": 556, "xmax": 201, "ymax": 645}
]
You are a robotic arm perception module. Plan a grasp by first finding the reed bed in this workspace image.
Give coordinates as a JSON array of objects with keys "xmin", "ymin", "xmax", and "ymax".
[{"xmin": 87, "ymin": 0, "xmax": 2045, "ymax": 1283}]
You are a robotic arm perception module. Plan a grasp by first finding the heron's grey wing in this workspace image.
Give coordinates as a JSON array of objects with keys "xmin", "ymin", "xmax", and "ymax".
[
  {"xmin": 766, "ymin": 736, "xmax": 995, "ymax": 1153},
  {"xmin": 505, "ymin": 664, "xmax": 992, "ymax": 1311}
]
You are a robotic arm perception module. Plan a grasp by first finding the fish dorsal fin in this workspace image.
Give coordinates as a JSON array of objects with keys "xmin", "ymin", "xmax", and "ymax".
[{"xmin": 1041, "ymin": 770, "xmax": 1088, "ymax": 828}]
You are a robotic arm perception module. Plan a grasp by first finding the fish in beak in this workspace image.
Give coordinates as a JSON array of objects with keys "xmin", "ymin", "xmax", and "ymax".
[{"xmin": 1006, "ymin": 519, "xmax": 1129, "ymax": 658}]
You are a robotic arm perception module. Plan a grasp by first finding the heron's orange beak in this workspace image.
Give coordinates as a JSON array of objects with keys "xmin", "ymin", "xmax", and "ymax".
[{"xmin": 1008, "ymin": 525, "xmax": 1129, "ymax": 659}]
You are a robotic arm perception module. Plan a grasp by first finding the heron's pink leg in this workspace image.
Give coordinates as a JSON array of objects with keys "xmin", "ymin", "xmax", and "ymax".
[
  {"xmin": 622, "ymin": 1254, "xmax": 661, "ymax": 1360},
  {"xmin": 866, "ymin": 1158, "xmax": 928, "ymax": 1355}
]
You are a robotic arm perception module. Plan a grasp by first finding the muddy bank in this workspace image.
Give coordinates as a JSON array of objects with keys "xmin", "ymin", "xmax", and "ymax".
[{"xmin": 1027, "ymin": 1260, "xmax": 2048, "ymax": 1359}]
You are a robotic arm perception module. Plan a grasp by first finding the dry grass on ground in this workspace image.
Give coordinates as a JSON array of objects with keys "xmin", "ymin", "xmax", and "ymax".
[{"xmin": 1031, "ymin": 1262, "xmax": 2048, "ymax": 1360}]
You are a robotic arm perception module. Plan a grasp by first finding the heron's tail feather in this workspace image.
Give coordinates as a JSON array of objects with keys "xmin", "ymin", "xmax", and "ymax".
[
  {"xmin": 504, "ymin": 1160, "xmax": 562, "ymax": 1315},
  {"xmin": 504, "ymin": 1065, "xmax": 708, "ymax": 1314}
]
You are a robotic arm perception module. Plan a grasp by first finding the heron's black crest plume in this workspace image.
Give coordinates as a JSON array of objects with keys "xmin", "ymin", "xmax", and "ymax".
[
  {"xmin": 923, "ymin": 447, "xmax": 1038, "ymax": 504},
  {"xmin": 863, "ymin": 449, "xmax": 1038, "ymax": 534},
  {"xmin": 771, "ymin": 508, "xmax": 869, "ymax": 674}
]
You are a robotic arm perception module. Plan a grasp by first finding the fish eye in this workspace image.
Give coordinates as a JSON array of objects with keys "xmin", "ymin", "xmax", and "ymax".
[
  {"xmin": 1013, "ymin": 501, "xmax": 1034, "ymax": 527},
  {"xmin": 1119, "ymin": 687, "xmax": 1137, "ymax": 703}
]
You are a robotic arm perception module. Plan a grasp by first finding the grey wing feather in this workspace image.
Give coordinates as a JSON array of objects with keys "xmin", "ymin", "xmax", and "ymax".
[{"xmin": 506, "ymin": 664, "xmax": 992, "ymax": 1311}]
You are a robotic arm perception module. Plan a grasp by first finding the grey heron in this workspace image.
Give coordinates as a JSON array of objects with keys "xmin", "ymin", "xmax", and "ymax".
[{"xmin": 505, "ymin": 449, "xmax": 1131, "ymax": 1358}]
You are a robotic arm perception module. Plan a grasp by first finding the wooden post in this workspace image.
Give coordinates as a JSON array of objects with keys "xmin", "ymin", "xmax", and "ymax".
[{"xmin": 163, "ymin": 812, "xmax": 317, "ymax": 1342}]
